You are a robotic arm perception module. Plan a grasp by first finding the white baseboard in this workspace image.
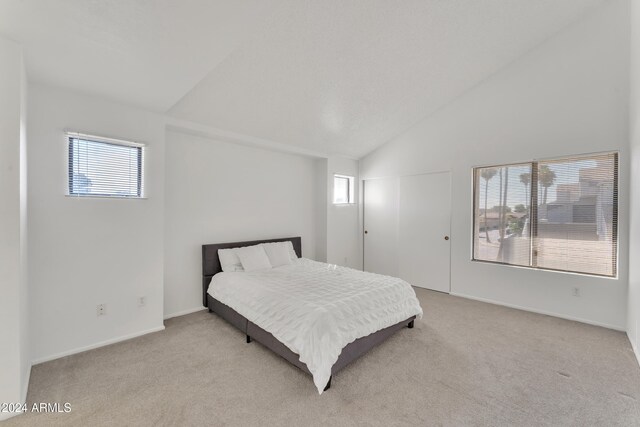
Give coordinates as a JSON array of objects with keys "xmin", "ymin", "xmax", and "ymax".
[
  {"xmin": 32, "ymin": 325, "xmax": 165, "ymax": 365},
  {"xmin": 22, "ymin": 364, "xmax": 31, "ymax": 402},
  {"xmin": 0, "ymin": 412, "xmax": 20, "ymax": 422},
  {"xmin": 628, "ymin": 332, "xmax": 640, "ymax": 367},
  {"xmin": 164, "ymin": 306, "xmax": 206, "ymax": 320},
  {"xmin": 450, "ymin": 292, "xmax": 625, "ymax": 331},
  {"xmin": 0, "ymin": 367, "xmax": 31, "ymax": 422}
]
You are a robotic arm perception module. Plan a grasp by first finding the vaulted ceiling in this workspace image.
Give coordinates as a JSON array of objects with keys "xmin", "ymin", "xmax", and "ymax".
[
  {"xmin": 0, "ymin": 0, "xmax": 608, "ymax": 158},
  {"xmin": 0, "ymin": 0, "xmax": 282, "ymax": 111}
]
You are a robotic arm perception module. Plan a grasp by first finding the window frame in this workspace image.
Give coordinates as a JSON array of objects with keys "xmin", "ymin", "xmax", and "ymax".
[
  {"xmin": 66, "ymin": 132, "xmax": 146, "ymax": 199},
  {"xmin": 471, "ymin": 151, "xmax": 619, "ymax": 279},
  {"xmin": 333, "ymin": 174, "xmax": 355, "ymax": 205}
]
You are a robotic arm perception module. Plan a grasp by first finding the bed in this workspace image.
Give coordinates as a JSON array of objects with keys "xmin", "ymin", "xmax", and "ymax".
[{"xmin": 202, "ymin": 236, "xmax": 422, "ymax": 394}]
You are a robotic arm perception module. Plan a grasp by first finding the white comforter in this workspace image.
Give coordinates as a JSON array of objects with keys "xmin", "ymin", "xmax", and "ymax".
[{"xmin": 207, "ymin": 258, "xmax": 423, "ymax": 394}]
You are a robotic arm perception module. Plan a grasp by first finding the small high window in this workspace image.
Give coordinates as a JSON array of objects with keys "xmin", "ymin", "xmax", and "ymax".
[
  {"xmin": 67, "ymin": 133, "xmax": 144, "ymax": 198},
  {"xmin": 333, "ymin": 174, "xmax": 355, "ymax": 204}
]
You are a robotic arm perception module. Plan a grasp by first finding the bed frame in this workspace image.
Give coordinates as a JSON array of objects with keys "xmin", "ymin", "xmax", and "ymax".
[{"xmin": 202, "ymin": 236, "xmax": 415, "ymax": 392}]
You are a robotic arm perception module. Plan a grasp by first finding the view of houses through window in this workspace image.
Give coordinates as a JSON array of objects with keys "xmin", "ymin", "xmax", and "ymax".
[{"xmin": 473, "ymin": 152, "xmax": 617, "ymax": 277}]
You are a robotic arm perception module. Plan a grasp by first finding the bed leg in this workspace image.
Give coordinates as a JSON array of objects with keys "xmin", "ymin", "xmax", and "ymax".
[
  {"xmin": 324, "ymin": 376, "xmax": 332, "ymax": 392},
  {"xmin": 408, "ymin": 320, "xmax": 414, "ymax": 329},
  {"xmin": 246, "ymin": 335, "xmax": 252, "ymax": 344}
]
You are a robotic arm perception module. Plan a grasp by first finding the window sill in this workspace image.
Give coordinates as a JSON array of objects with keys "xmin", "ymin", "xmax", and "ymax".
[
  {"xmin": 65, "ymin": 194, "xmax": 147, "ymax": 200},
  {"xmin": 470, "ymin": 258, "xmax": 618, "ymax": 280}
]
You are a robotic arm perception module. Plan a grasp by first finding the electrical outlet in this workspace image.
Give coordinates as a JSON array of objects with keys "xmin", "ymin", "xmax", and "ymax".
[
  {"xmin": 96, "ymin": 304, "xmax": 106, "ymax": 316},
  {"xmin": 572, "ymin": 287, "xmax": 581, "ymax": 297},
  {"xmin": 138, "ymin": 296, "xmax": 146, "ymax": 307}
]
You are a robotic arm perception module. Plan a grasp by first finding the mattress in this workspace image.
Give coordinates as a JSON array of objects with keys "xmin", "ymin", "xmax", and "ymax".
[{"xmin": 207, "ymin": 258, "xmax": 423, "ymax": 394}]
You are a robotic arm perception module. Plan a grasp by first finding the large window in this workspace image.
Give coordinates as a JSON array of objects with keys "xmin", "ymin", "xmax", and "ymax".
[
  {"xmin": 472, "ymin": 152, "xmax": 618, "ymax": 277},
  {"xmin": 67, "ymin": 133, "xmax": 144, "ymax": 198}
]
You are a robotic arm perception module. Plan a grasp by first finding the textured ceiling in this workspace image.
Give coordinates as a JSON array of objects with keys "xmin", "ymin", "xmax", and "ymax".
[
  {"xmin": 1, "ymin": 0, "xmax": 608, "ymax": 157},
  {"xmin": 169, "ymin": 0, "xmax": 607, "ymax": 157},
  {"xmin": 0, "ymin": 0, "xmax": 282, "ymax": 111}
]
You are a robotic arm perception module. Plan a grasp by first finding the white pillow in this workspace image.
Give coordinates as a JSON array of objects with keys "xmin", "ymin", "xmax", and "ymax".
[
  {"xmin": 236, "ymin": 245, "xmax": 272, "ymax": 272},
  {"xmin": 262, "ymin": 242, "xmax": 292, "ymax": 267},
  {"xmin": 218, "ymin": 248, "xmax": 244, "ymax": 272},
  {"xmin": 285, "ymin": 241, "xmax": 299, "ymax": 261}
]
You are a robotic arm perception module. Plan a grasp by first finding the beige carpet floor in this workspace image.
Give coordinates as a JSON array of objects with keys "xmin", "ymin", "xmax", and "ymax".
[{"xmin": 6, "ymin": 288, "xmax": 640, "ymax": 426}]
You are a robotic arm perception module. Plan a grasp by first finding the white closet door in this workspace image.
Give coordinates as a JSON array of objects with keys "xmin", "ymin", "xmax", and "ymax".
[
  {"xmin": 398, "ymin": 172, "xmax": 451, "ymax": 292},
  {"xmin": 363, "ymin": 177, "xmax": 399, "ymax": 277}
]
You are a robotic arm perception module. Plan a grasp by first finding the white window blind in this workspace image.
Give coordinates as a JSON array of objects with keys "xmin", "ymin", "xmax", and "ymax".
[
  {"xmin": 67, "ymin": 134, "xmax": 144, "ymax": 198},
  {"xmin": 472, "ymin": 152, "xmax": 618, "ymax": 277}
]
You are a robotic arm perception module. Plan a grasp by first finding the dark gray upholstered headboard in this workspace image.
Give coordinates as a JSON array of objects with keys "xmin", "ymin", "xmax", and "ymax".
[{"xmin": 201, "ymin": 236, "xmax": 302, "ymax": 307}]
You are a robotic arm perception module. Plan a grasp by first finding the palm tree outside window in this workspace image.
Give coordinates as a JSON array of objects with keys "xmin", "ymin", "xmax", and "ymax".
[{"xmin": 472, "ymin": 152, "xmax": 617, "ymax": 278}]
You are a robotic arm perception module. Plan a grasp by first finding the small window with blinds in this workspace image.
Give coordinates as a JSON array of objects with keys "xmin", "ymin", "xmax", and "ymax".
[
  {"xmin": 472, "ymin": 152, "xmax": 618, "ymax": 278},
  {"xmin": 67, "ymin": 134, "xmax": 144, "ymax": 198},
  {"xmin": 333, "ymin": 174, "xmax": 355, "ymax": 204}
]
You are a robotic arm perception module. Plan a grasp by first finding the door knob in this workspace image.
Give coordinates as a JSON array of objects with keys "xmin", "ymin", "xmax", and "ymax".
[
  {"xmin": 444, "ymin": 236, "xmax": 449, "ymax": 241},
  {"xmin": 364, "ymin": 230, "xmax": 368, "ymax": 234}
]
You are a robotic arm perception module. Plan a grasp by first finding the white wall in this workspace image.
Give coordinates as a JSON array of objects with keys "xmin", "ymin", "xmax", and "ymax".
[
  {"xmin": 312, "ymin": 155, "xmax": 361, "ymax": 269},
  {"xmin": 28, "ymin": 84, "xmax": 166, "ymax": 363},
  {"xmin": 0, "ymin": 36, "xmax": 29, "ymax": 421},
  {"xmin": 361, "ymin": 0, "xmax": 629, "ymax": 329},
  {"xmin": 315, "ymin": 158, "xmax": 328, "ymax": 263},
  {"xmin": 628, "ymin": 0, "xmax": 640, "ymax": 358},
  {"xmin": 163, "ymin": 130, "xmax": 320, "ymax": 318},
  {"xmin": 18, "ymin": 43, "xmax": 29, "ymax": 410},
  {"xmin": 326, "ymin": 157, "xmax": 361, "ymax": 269}
]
